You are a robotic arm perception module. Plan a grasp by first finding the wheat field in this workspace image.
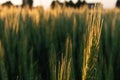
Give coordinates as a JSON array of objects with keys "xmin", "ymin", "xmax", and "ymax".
[{"xmin": 0, "ymin": 6, "xmax": 120, "ymax": 80}]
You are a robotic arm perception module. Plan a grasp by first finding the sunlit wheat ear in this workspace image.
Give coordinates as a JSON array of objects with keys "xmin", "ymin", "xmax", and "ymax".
[
  {"xmin": 28, "ymin": 9, "xmax": 40, "ymax": 25},
  {"xmin": 82, "ymin": 5, "xmax": 103, "ymax": 80},
  {"xmin": 58, "ymin": 37, "xmax": 72, "ymax": 80},
  {"xmin": 4, "ymin": 9, "xmax": 20, "ymax": 33}
]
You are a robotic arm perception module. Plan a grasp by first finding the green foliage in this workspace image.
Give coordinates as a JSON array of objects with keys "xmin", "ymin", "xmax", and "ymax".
[{"xmin": 0, "ymin": 7, "xmax": 120, "ymax": 80}]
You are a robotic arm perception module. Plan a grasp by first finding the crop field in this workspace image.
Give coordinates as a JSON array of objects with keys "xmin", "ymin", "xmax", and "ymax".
[{"xmin": 0, "ymin": 6, "xmax": 120, "ymax": 80}]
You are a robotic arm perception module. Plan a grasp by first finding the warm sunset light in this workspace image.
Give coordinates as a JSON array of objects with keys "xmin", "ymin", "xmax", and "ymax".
[
  {"xmin": 0, "ymin": 0, "xmax": 118, "ymax": 9},
  {"xmin": 0, "ymin": 0, "xmax": 120, "ymax": 79}
]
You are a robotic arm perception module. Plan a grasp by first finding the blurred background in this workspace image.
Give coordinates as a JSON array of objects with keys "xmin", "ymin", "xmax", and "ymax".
[{"xmin": 0, "ymin": 0, "xmax": 118, "ymax": 9}]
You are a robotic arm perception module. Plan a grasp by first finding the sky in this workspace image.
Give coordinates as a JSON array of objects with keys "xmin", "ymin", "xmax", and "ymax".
[{"xmin": 0, "ymin": 0, "xmax": 118, "ymax": 9}]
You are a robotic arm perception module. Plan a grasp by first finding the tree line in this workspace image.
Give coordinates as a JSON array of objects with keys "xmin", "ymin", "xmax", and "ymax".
[
  {"xmin": 1, "ymin": 0, "xmax": 120, "ymax": 8},
  {"xmin": 22, "ymin": 0, "xmax": 120, "ymax": 8}
]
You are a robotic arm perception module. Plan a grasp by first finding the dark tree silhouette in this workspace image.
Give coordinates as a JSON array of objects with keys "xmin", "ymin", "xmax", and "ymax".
[
  {"xmin": 22, "ymin": 0, "xmax": 33, "ymax": 8},
  {"xmin": 75, "ymin": 0, "xmax": 87, "ymax": 8},
  {"xmin": 51, "ymin": 0, "xmax": 63, "ymax": 9},
  {"xmin": 116, "ymin": 0, "xmax": 120, "ymax": 8},
  {"xmin": 51, "ymin": 0, "xmax": 88, "ymax": 9},
  {"xmin": 2, "ymin": 1, "xmax": 14, "ymax": 7},
  {"xmin": 65, "ymin": 0, "xmax": 75, "ymax": 8}
]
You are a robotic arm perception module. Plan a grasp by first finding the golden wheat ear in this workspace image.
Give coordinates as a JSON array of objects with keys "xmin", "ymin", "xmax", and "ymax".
[{"xmin": 82, "ymin": 5, "xmax": 103, "ymax": 80}]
